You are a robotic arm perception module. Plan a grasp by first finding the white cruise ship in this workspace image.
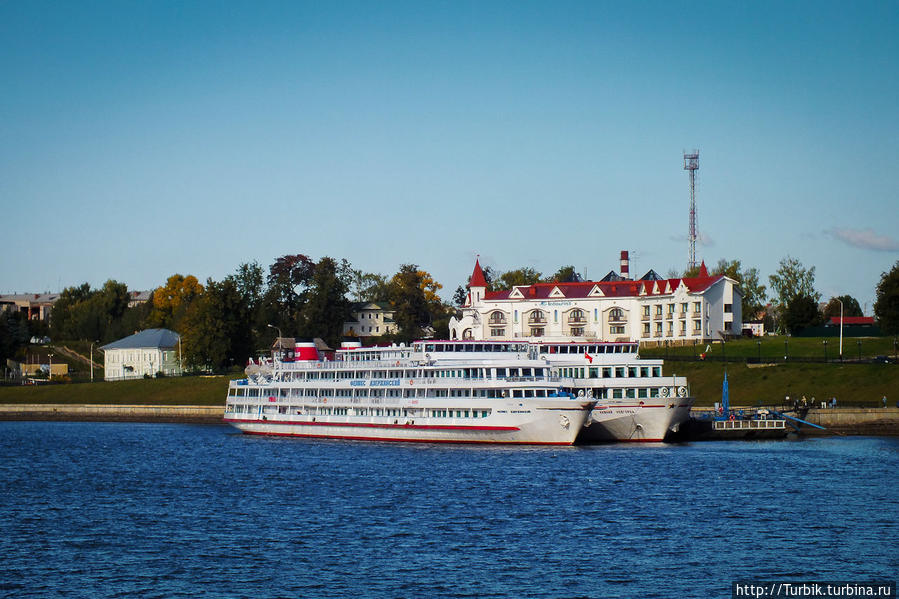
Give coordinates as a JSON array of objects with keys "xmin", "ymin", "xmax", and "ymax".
[
  {"xmin": 224, "ymin": 340, "xmax": 595, "ymax": 445},
  {"xmin": 224, "ymin": 339, "xmax": 692, "ymax": 444}
]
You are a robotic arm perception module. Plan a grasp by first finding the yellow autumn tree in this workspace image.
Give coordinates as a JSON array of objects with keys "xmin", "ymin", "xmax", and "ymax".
[{"xmin": 147, "ymin": 274, "xmax": 204, "ymax": 330}]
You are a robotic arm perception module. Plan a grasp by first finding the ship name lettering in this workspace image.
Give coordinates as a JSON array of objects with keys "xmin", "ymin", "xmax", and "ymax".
[{"xmin": 370, "ymin": 379, "xmax": 401, "ymax": 387}]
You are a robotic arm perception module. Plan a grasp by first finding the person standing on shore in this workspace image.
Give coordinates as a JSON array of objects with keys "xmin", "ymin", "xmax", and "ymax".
[{"xmin": 884, "ymin": 395, "xmax": 888, "ymax": 408}]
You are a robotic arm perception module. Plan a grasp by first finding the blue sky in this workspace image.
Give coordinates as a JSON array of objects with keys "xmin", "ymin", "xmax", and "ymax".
[{"xmin": 2, "ymin": 1, "xmax": 897, "ymax": 312}]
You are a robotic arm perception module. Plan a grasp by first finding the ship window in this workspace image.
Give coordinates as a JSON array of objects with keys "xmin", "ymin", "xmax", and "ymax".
[
  {"xmin": 628, "ymin": 367, "xmax": 637, "ymax": 378},
  {"xmin": 602, "ymin": 367, "xmax": 612, "ymax": 378},
  {"xmin": 650, "ymin": 388, "xmax": 660, "ymax": 398},
  {"xmin": 615, "ymin": 367, "xmax": 625, "ymax": 378},
  {"xmin": 638, "ymin": 388, "xmax": 648, "ymax": 399},
  {"xmin": 612, "ymin": 389, "xmax": 623, "ymax": 399},
  {"xmin": 626, "ymin": 388, "xmax": 636, "ymax": 398},
  {"xmin": 588, "ymin": 367, "xmax": 598, "ymax": 378},
  {"xmin": 535, "ymin": 390, "xmax": 546, "ymax": 398},
  {"xmin": 652, "ymin": 366, "xmax": 662, "ymax": 377},
  {"xmin": 524, "ymin": 390, "xmax": 534, "ymax": 398},
  {"xmin": 640, "ymin": 367, "xmax": 649, "ymax": 377},
  {"xmin": 513, "ymin": 390, "xmax": 523, "ymax": 398}
]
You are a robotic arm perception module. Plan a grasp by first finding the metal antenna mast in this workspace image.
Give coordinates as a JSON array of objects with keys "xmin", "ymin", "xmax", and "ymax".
[{"xmin": 684, "ymin": 150, "xmax": 699, "ymax": 271}]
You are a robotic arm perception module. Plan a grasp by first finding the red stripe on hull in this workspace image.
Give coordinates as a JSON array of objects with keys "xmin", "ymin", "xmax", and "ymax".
[
  {"xmin": 224, "ymin": 418, "xmax": 520, "ymax": 431},
  {"xmin": 238, "ymin": 429, "xmax": 572, "ymax": 445},
  {"xmin": 594, "ymin": 404, "xmax": 666, "ymax": 409}
]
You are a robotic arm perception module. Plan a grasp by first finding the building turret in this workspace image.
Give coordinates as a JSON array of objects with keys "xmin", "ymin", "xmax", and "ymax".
[{"xmin": 467, "ymin": 258, "xmax": 488, "ymax": 307}]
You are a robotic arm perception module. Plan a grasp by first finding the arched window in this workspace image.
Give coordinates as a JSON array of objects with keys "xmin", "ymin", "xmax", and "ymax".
[{"xmin": 528, "ymin": 310, "xmax": 546, "ymax": 324}]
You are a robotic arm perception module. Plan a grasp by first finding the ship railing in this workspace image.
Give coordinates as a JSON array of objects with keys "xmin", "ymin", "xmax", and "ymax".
[
  {"xmin": 713, "ymin": 419, "xmax": 786, "ymax": 431},
  {"xmin": 275, "ymin": 359, "xmax": 415, "ymax": 371}
]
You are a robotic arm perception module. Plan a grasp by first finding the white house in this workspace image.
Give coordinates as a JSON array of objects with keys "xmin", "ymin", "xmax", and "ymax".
[
  {"xmin": 449, "ymin": 255, "xmax": 742, "ymax": 344},
  {"xmin": 342, "ymin": 302, "xmax": 398, "ymax": 337},
  {"xmin": 101, "ymin": 328, "xmax": 182, "ymax": 380}
]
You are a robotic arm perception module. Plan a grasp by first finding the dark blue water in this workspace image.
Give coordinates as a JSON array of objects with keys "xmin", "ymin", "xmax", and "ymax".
[{"xmin": 1, "ymin": 422, "xmax": 896, "ymax": 598}]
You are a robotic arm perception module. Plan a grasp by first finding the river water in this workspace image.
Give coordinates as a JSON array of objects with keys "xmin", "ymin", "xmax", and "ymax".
[{"xmin": 1, "ymin": 422, "xmax": 896, "ymax": 598}]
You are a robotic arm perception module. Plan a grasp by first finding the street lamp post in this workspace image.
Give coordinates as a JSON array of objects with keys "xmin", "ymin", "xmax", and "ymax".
[
  {"xmin": 90, "ymin": 340, "xmax": 98, "ymax": 383},
  {"xmin": 823, "ymin": 339, "xmax": 828, "ymax": 362},
  {"xmin": 48, "ymin": 352, "xmax": 53, "ymax": 382},
  {"xmin": 267, "ymin": 324, "xmax": 284, "ymax": 359},
  {"xmin": 836, "ymin": 298, "xmax": 844, "ymax": 361},
  {"xmin": 784, "ymin": 339, "xmax": 788, "ymax": 362},
  {"xmin": 757, "ymin": 340, "xmax": 761, "ymax": 362},
  {"xmin": 857, "ymin": 339, "xmax": 862, "ymax": 361}
]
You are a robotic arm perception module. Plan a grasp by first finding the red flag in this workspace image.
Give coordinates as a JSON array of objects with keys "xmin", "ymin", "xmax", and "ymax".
[{"xmin": 585, "ymin": 353, "xmax": 593, "ymax": 363}]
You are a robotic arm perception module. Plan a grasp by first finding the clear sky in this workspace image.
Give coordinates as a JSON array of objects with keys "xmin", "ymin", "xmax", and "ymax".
[{"xmin": 2, "ymin": 1, "xmax": 897, "ymax": 312}]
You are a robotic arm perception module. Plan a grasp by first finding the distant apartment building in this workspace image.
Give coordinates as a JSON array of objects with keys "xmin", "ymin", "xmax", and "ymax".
[
  {"xmin": 449, "ymin": 253, "xmax": 743, "ymax": 344},
  {"xmin": 127, "ymin": 290, "xmax": 153, "ymax": 308},
  {"xmin": 0, "ymin": 293, "xmax": 60, "ymax": 321},
  {"xmin": 342, "ymin": 302, "xmax": 398, "ymax": 337}
]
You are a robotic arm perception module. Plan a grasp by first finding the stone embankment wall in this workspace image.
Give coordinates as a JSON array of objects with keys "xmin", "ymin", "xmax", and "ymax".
[
  {"xmin": 0, "ymin": 404, "xmax": 224, "ymax": 423},
  {"xmin": 805, "ymin": 407, "xmax": 899, "ymax": 435}
]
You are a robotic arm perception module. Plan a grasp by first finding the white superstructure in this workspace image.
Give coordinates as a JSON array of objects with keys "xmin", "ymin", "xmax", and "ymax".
[{"xmin": 224, "ymin": 338, "xmax": 692, "ymax": 444}]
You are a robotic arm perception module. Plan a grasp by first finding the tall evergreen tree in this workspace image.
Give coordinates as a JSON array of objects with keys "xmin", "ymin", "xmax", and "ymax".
[{"xmin": 299, "ymin": 257, "xmax": 352, "ymax": 348}]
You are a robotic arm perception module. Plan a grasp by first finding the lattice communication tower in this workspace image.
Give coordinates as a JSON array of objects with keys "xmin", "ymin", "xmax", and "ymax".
[{"xmin": 683, "ymin": 150, "xmax": 700, "ymax": 271}]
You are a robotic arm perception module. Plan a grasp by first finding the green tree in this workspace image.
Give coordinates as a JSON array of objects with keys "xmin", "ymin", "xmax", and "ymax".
[
  {"xmin": 0, "ymin": 311, "xmax": 30, "ymax": 365},
  {"xmin": 50, "ymin": 283, "xmax": 93, "ymax": 339},
  {"xmin": 299, "ymin": 257, "xmax": 352, "ymax": 348},
  {"xmin": 769, "ymin": 256, "xmax": 820, "ymax": 308},
  {"xmin": 452, "ymin": 285, "xmax": 468, "ymax": 308},
  {"xmin": 231, "ymin": 261, "xmax": 267, "ymax": 351},
  {"xmin": 821, "ymin": 295, "xmax": 863, "ymax": 323},
  {"xmin": 349, "ymin": 271, "xmax": 390, "ymax": 302},
  {"xmin": 738, "ymin": 267, "xmax": 767, "ymax": 321},
  {"xmin": 388, "ymin": 264, "xmax": 431, "ymax": 342},
  {"xmin": 545, "ymin": 266, "xmax": 581, "ymax": 283},
  {"xmin": 783, "ymin": 293, "xmax": 822, "ymax": 334},
  {"xmin": 180, "ymin": 273, "xmax": 259, "ymax": 371},
  {"xmin": 494, "ymin": 267, "xmax": 542, "ymax": 291},
  {"xmin": 874, "ymin": 261, "xmax": 899, "ymax": 335},
  {"xmin": 265, "ymin": 254, "xmax": 315, "ymax": 331},
  {"xmin": 50, "ymin": 280, "xmax": 132, "ymax": 341}
]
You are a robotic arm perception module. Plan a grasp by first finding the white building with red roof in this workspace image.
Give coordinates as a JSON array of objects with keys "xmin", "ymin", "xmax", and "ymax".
[{"xmin": 449, "ymin": 255, "xmax": 742, "ymax": 344}]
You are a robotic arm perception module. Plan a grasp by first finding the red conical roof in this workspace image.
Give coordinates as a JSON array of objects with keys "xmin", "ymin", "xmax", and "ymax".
[
  {"xmin": 698, "ymin": 261, "xmax": 709, "ymax": 278},
  {"xmin": 470, "ymin": 258, "xmax": 488, "ymax": 288}
]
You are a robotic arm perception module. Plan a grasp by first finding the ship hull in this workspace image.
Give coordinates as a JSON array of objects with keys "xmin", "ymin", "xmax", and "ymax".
[
  {"xmin": 578, "ymin": 397, "xmax": 695, "ymax": 443},
  {"xmin": 225, "ymin": 400, "xmax": 594, "ymax": 445}
]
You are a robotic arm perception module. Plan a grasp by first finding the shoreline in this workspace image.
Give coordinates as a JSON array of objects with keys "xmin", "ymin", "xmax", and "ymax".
[
  {"xmin": 0, "ymin": 404, "xmax": 224, "ymax": 424},
  {"xmin": 1, "ymin": 404, "xmax": 898, "ymax": 436}
]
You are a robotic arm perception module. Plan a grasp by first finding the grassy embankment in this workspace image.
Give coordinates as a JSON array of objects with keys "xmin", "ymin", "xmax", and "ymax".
[
  {"xmin": 0, "ymin": 376, "xmax": 228, "ymax": 406},
  {"xmin": 642, "ymin": 336, "xmax": 899, "ymax": 407}
]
